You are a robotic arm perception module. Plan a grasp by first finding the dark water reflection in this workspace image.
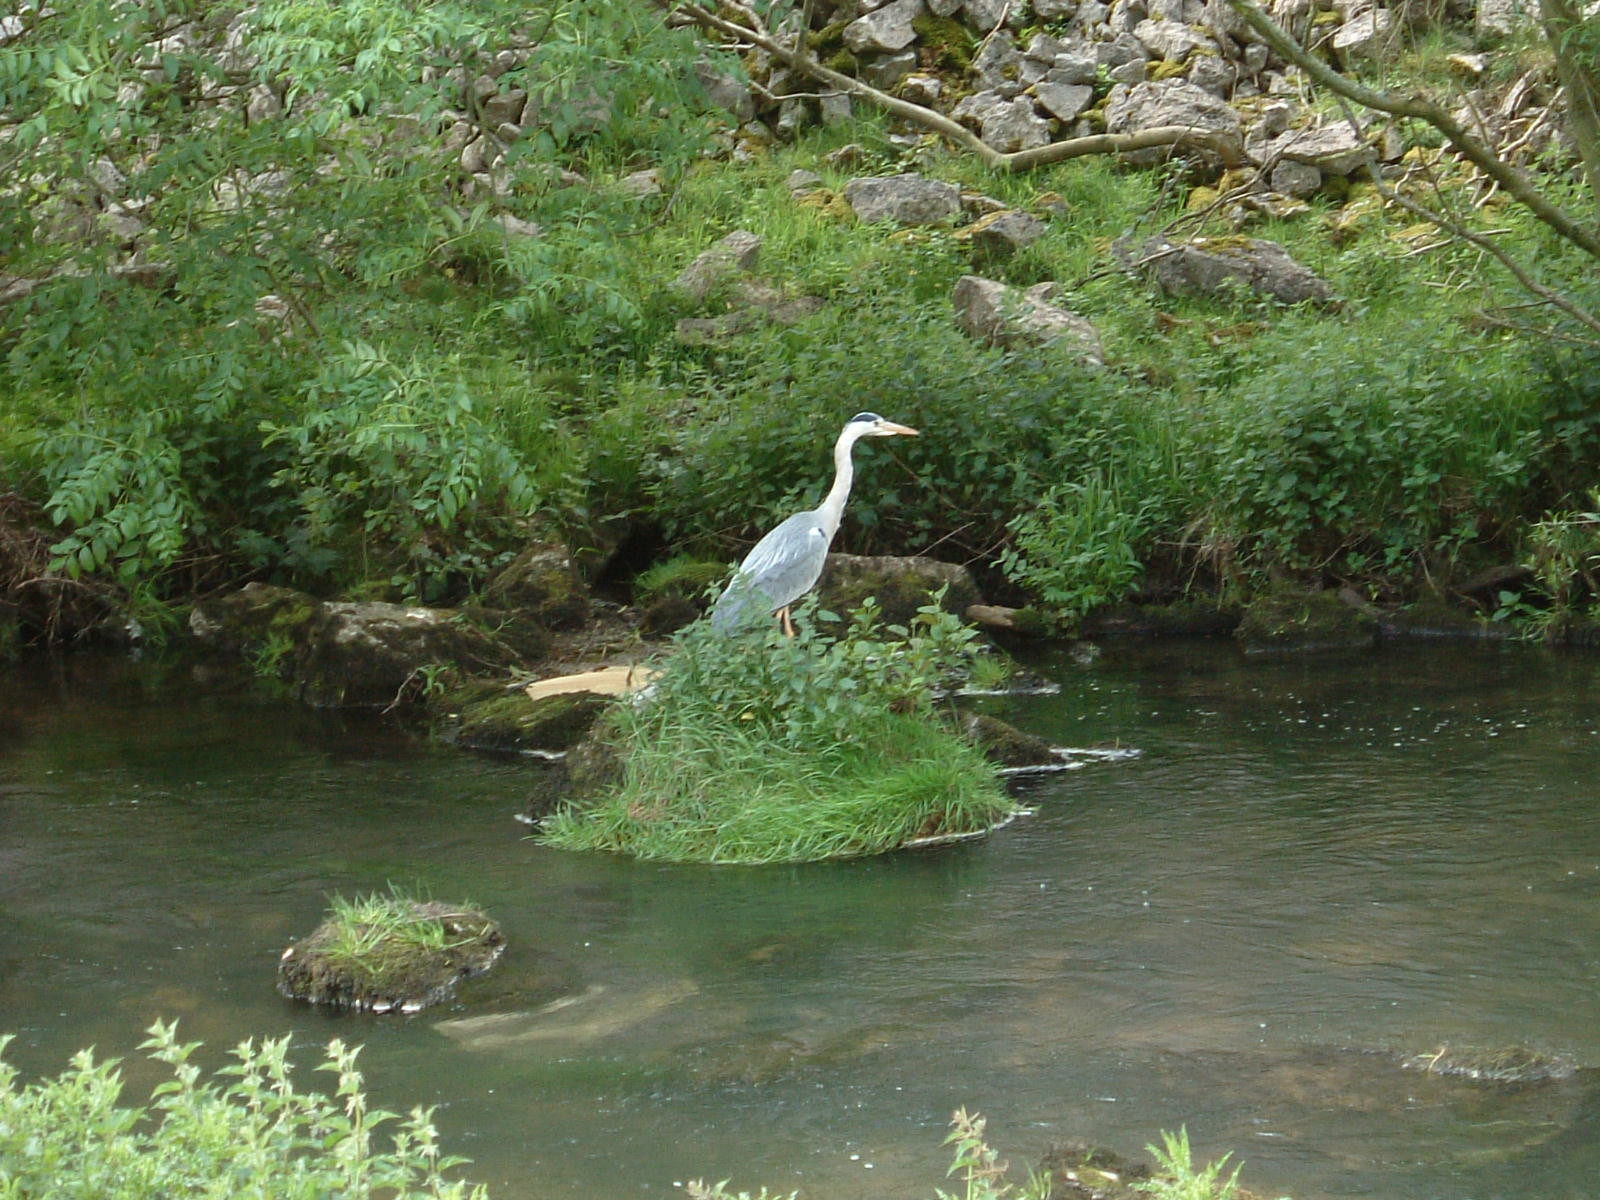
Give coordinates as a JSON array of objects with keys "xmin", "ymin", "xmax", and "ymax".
[{"xmin": 2, "ymin": 641, "xmax": 1597, "ymax": 1200}]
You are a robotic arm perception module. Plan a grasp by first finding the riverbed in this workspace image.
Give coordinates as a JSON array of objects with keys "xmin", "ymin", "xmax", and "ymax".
[{"xmin": 2, "ymin": 639, "xmax": 1597, "ymax": 1199}]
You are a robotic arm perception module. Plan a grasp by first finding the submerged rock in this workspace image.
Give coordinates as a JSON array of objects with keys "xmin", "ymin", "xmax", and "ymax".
[
  {"xmin": 277, "ymin": 900, "xmax": 505, "ymax": 1014},
  {"xmin": 434, "ymin": 679, "xmax": 609, "ymax": 753},
  {"xmin": 1039, "ymin": 1141, "xmax": 1152, "ymax": 1200},
  {"xmin": 961, "ymin": 712, "xmax": 1058, "ymax": 769},
  {"xmin": 1402, "ymin": 1044, "xmax": 1579, "ymax": 1084},
  {"xmin": 1235, "ymin": 588, "xmax": 1376, "ymax": 654}
]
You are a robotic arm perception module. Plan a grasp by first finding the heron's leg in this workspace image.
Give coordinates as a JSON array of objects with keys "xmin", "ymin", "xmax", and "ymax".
[{"xmin": 778, "ymin": 607, "xmax": 795, "ymax": 638}]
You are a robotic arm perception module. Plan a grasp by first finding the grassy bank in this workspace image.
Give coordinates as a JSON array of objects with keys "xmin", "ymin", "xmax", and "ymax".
[{"xmin": 2, "ymin": 1, "xmax": 1598, "ymax": 645}]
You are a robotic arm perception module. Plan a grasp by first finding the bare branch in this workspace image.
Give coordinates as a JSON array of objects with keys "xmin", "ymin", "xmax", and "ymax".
[
  {"xmin": 1222, "ymin": 0, "xmax": 1600, "ymax": 261},
  {"xmin": 675, "ymin": 1, "xmax": 1243, "ymax": 171}
]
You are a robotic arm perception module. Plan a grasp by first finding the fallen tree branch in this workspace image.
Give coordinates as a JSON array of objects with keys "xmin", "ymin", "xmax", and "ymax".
[{"xmin": 674, "ymin": 1, "xmax": 1243, "ymax": 171}]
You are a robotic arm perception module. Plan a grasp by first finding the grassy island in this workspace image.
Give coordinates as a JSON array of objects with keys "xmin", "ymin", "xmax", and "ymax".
[{"xmin": 540, "ymin": 600, "xmax": 1016, "ymax": 864}]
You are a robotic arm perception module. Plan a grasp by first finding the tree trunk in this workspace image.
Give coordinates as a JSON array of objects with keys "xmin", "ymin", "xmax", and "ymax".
[{"xmin": 1540, "ymin": 0, "xmax": 1600, "ymax": 215}]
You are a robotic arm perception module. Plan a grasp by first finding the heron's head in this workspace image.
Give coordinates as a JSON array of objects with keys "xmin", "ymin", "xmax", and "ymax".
[{"xmin": 849, "ymin": 411, "xmax": 920, "ymax": 438}]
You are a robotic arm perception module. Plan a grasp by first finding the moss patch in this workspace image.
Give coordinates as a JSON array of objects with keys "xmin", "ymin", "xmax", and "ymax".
[
  {"xmin": 1235, "ymin": 588, "xmax": 1376, "ymax": 654},
  {"xmin": 435, "ymin": 679, "xmax": 608, "ymax": 752}
]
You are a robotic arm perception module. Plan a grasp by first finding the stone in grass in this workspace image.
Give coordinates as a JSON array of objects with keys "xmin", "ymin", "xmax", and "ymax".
[{"xmin": 278, "ymin": 893, "xmax": 505, "ymax": 1014}]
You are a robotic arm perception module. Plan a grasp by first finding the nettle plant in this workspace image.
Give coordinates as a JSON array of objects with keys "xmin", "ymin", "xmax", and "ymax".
[
  {"xmin": 0, "ymin": 1020, "xmax": 486, "ymax": 1199},
  {"xmin": 658, "ymin": 592, "xmax": 985, "ymax": 747}
]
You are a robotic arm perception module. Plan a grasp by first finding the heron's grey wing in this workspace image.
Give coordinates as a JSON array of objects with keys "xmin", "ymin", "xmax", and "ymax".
[{"xmin": 711, "ymin": 509, "xmax": 831, "ymax": 630}]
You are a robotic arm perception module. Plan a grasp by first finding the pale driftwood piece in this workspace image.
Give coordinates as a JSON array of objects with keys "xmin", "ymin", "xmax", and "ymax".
[{"xmin": 524, "ymin": 665, "xmax": 657, "ymax": 701}]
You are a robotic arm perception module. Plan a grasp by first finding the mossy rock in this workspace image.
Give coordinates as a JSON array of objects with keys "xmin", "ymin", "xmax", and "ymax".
[
  {"xmin": 1082, "ymin": 598, "xmax": 1242, "ymax": 637},
  {"xmin": 188, "ymin": 582, "xmax": 322, "ymax": 665},
  {"xmin": 1235, "ymin": 588, "xmax": 1376, "ymax": 654},
  {"xmin": 960, "ymin": 712, "xmax": 1057, "ymax": 769},
  {"xmin": 1383, "ymin": 597, "xmax": 1505, "ymax": 640},
  {"xmin": 434, "ymin": 680, "xmax": 609, "ymax": 753},
  {"xmin": 482, "ymin": 542, "xmax": 592, "ymax": 630},
  {"xmin": 911, "ymin": 12, "xmax": 977, "ymax": 70},
  {"xmin": 818, "ymin": 553, "xmax": 982, "ymax": 628},
  {"xmin": 277, "ymin": 900, "xmax": 505, "ymax": 1014},
  {"xmin": 190, "ymin": 585, "xmax": 547, "ymax": 707},
  {"xmin": 639, "ymin": 593, "xmax": 703, "ymax": 637}
]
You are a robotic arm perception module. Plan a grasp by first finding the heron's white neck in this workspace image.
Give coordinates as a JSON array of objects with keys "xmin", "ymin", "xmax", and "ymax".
[{"xmin": 816, "ymin": 422, "xmax": 868, "ymax": 541}]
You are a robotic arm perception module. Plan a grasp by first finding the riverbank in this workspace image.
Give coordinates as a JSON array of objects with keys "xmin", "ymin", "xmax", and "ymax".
[{"xmin": 3, "ymin": 3, "xmax": 1600, "ymax": 655}]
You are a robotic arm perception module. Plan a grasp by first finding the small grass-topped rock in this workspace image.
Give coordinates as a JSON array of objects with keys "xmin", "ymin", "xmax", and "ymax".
[{"xmin": 278, "ymin": 890, "xmax": 505, "ymax": 1014}]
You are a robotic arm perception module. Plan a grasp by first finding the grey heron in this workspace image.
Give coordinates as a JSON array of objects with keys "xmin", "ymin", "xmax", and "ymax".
[{"xmin": 711, "ymin": 412, "xmax": 919, "ymax": 636}]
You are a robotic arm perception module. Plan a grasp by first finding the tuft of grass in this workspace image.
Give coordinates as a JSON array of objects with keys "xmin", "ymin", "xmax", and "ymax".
[
  {"xmin": 321, "ymin": 885, "xmax": 474, "ymax": 968},
  {"xmin": 633, "ymin": 554, "xmax": 728, "ymax": 600}
]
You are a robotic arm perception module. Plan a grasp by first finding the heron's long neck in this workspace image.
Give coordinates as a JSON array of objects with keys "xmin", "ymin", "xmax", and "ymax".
[{"xmin": 815, "ymin": 426, "xmax": 862, "ymax": 541}]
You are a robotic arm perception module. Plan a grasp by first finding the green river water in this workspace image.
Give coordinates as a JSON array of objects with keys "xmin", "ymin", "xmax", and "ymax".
[{"xmin": 2, "ymin": 639, "xmax": 1598, "ymax": 1199}]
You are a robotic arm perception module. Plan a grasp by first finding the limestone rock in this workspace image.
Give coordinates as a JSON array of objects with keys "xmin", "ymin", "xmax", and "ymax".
[
  {"xmin": 1034, "ymin": 80, "xmax": 1096, "ymax": 121},
  {"xmin": 971, "ymin": 30, "xmax": 1025, "ymax": 90},
  {"xmin": 1128, "ymin": 233, "xmax": 1337, "ymax": 305},
  {"xmin": 844, "ymin": 0, "xmax": 925, "ymax": 53},
  {"xmin": 1104, "ymin": 78, "xmax": 1244, "ymax": 163},
  {"xmin": 952, "ymin": 275, "xmax": 1106, "ymax": 362},
  {"xmin": 1332, "ymin": 6, "xmax": 1392, "ymax": 62},
  {"xmin": 1476, "ymin": 0, "xmax": 1532, "ymax": 35},
  {"xmin": 843, "ymin": 173, "xmax": 962, "ymax": 224},
  {"xmin": 299, "ymin": 601, "xmax": 533, "ymax": 707},
  {"xmin": 695, "ymin": 60, "xmax": 756, "ymax": 122},
  {"xmin": 1251, "ymin": 121, "xmax": 1369, "ymax": 175},
  {"xmin": 963, "ymin": 209, "xmax": 1050, "ymax": 255},
  {"xmin": 670, "ymin": 229, "xmax": 763, "ymax": 303},
  {"xmin": 977, "ymin": 95, "xmax": 1054, "ymax": 151},
  {"xmin": 1133, "ymin": 17, "xmax": 1216, "ymax": 59}
]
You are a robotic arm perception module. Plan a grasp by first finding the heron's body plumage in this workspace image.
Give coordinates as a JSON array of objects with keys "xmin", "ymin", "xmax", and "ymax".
[{"xmin": 711, "ymin": 413, "xmax": 918, "ymax": 634}]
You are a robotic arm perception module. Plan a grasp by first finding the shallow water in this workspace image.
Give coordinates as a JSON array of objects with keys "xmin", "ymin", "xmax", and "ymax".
[{"xmin": 3, "ymin": 641, "xmax": 1598, "ymax": 1199}]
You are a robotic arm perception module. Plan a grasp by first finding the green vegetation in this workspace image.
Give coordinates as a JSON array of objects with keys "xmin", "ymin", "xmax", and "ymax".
[
  {"xmin": 936, "ymin": 1107, "xmax": 1051, "ymax": 1200},
  {"xmin": 2, "ymin": 0, "xmax": 1600, "ymax": 643},
  {"xmin": 319, "ymin": 887, "xmax": 479, "ymax": 968},
  {"xmin": 540, "ymin": 599, "xmax": 1015, "ymax": 863},
  {"xmin": 0, "ymin": 1020, "xmax": 486, "ymax": 1198},
  {"xmin": 686, "ymin": 1110, "xmax": 1285, "ymax": 1200},
  {"xmin": 1136, "ymin": 1128, "xmax": 1247, "ymax": 1200}
]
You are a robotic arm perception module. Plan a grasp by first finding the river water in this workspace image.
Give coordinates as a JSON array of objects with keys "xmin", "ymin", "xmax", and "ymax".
[{"xmin": 2, "ymin": 640, "xmax": 1597, "ymax": 1200}]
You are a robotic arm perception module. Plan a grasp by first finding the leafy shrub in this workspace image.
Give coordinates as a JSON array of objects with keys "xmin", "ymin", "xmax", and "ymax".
[
  {"xmin": 998, "ymin": 470, "xmax": 1158, "ymax": 625},
  {"xmin": 540, "ymin": 598, "xmax": 1014, "ymax": 863},
  {"xmin": 1198, "ymin": 320, "xmax": 1541, "ymax": 576},
  {"xmin": 259, "ymin": 342, "xmax": 542, "ymax": 599},
  {"xmin": 0, "ymin": 1020, "xmax": 486, "ymax": 1199},
  {"xmin": 607, "ymin": 297, "xmax": 1147, "ymax": 563}
]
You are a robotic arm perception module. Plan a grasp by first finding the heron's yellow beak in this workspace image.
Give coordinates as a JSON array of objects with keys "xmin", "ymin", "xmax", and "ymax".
[{"xmin": 879, "ymin": 421, "xmax": 920, "ymax": 436}]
